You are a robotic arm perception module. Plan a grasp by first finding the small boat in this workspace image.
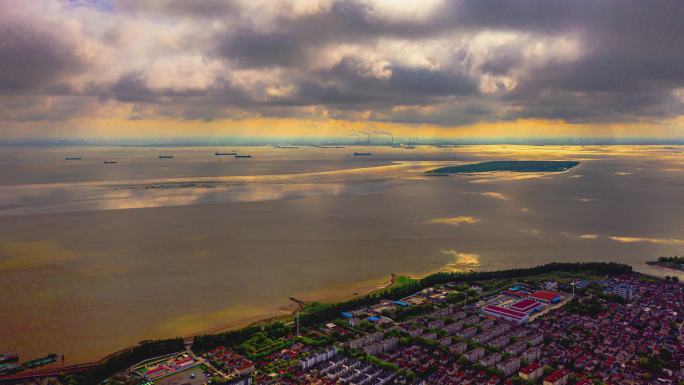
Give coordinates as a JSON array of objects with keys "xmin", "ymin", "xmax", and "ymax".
[
  {"xmin": 215, "ymin": 152, "xmax": 237, "ymax": 156},
  {"xmin": 0, "ymin": 363, "xmax": 20, "ymax": 375},
  {"xmin": 353, "ymin": 152, "xmax": 372, "ymax": 156},
  {"xmin": 0, "ymin": 353, "xmax": 18, "ymax": 364},
  {"xmin": 65, "ymin": 157, "xmax": 82, "ymax": 161},
  {"xmin": 104, "ymin": 161, "xmax": 117, "ymax": 164},
  {"xmin": 158, "ymin": 155, "xmax": 174, "ymax": 159},
  {"xmin": 235, "ymin": 154, "xmax": 252, "ymax": 158},
  {"xmin": 21, "ymin": 353, "xmax": 57, "ymax": 370}
]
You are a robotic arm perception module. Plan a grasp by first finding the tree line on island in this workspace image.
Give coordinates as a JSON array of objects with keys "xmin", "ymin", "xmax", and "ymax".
[
  {"xmin": 657, "ymin": 256, "xmax": 684, "ymax": 264},
  {"xmin": 427, "ymin": 160, "xmax": 580, "ymax": 174}
]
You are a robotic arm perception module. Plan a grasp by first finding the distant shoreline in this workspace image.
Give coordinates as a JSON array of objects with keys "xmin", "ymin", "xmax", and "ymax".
[{"xmin": 646, "ymin": 260, "xmax": 684, "ymax": 272}]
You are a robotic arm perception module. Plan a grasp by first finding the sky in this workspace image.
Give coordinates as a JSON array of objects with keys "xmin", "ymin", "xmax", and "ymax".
[{"xmin": 1, "ymin": 0, "xmax": 683, "ymax": 141}]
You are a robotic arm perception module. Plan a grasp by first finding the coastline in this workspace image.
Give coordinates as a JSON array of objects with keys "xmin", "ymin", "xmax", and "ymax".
[
  {"xmin": 184, "ymin": 273, "xmax": 404, "ymax": 338},
  {"xmin": 50, "ymin": 271, "xmax": 427, "ymax": 365},
  {"xmin": 178, "ymin": 260, "xmax": 675, "ymax": 347},
  {"xmin": 180, "ymin": 268, "xmax": 462, "ymax": 344},
  {"xmin": 646, "ymin": 261, "xmax": 684, "ymax": 272},
  {"xmin": 40, "ymin": 261, "xmax": 670, "ymax": 366}
]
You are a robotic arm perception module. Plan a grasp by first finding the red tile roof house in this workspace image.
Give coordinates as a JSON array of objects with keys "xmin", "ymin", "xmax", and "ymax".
[
  {"xmin": 543, "ymin": 369, "xmax": 569, "ymax": 385},
  {"xmin": 519, "ymin": 362, "xmax": 543, "ymax": 381}
]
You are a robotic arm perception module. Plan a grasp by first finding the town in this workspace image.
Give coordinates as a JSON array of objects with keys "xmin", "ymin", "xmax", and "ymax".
[{"xmin": 3, "ymin": 263, "xmax": 683, "ymax": 385}]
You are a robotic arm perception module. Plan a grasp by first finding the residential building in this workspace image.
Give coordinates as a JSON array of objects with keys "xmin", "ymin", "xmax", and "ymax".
[
  {"xmin": 543, "ymin": 369, "xmax": 569, "ymax": 385},
  {"xmin": 519, "ymin": 362, "xmax": 543, "ymax": 381},
  {"xmin": 464, "ymin": 347, "xmax": 485, "ymax": 362}
]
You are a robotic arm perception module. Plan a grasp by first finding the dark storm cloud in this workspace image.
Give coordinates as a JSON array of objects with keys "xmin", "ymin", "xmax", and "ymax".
[
  {"xmin": 104, "ymin": 72, "xmax": 257, "ymax": 121},
  {"xmin": 275, "ymin": 57, "xmax": 478, "ymax": 108},
  {"xmin": 479, "ymin": 46, "xmax": 523, "ymax": 76},
  {"xmin": 205, "ymin": 0, "xmax": 684, "ymax": 124},
  {"xmin": 218, "ymin": 28, "xmax": 307, "ymax": 68},
  {"xmin": 0, "ymin": 10, "xmax": 88, "ymax": 93},
  {"xmin": 214, "ymin": 1, "xmax": 458, "ymax": 69},
  {"xmin": 452, "ymin": 0, "xmax": 684, "ymax": 121},
  {"xmin": 2, "ymin": 0, "xmax": 684, "ymax": 129},
  {"xmin": 114, "ymin": 0, "xmax": 237, "ymax": 18}
]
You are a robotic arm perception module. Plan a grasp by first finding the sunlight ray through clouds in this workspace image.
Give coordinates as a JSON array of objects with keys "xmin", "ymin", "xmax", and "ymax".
[
  {"xmin": 609, "ymin": 236, "xmax": 684, "ymax": 245},
  {"xmin": 579, "ymin": 234, "xmax": 599, "ymax": 239},
  {"xmin": 441, "ymin": 249, "xmax": 480, "ymax": 272},
  {"xmin": 462, "ymin": 191, "xmax": 510, "ymax": 200},
  {"xmin": 425, "ymin": 216, "xmax": 480, "ymax": 226}
]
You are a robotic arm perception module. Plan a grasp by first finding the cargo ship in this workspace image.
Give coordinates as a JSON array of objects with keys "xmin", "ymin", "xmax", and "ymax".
[
  {"xmin": 0, "ymin": 353, "xmax": 18, "ymax": 364},
  {"xmin": 158, "ymin": 155, "xmax": 174, "ymax": 159},
  {"xmin": 65, "ymin": 157, "xmax": 82, "ymax": 160},
  {"xmin": 234, "ymin": 154, "xmax": 252, "ymax": 158},
  {"xmin": 214, "ymin": 152, "xmax": 237, "ymax": 156},
  {"xmin": 21, "ymin": 353, "xmax": 57, "ymax": 370},
  {"xmin": 0, "ymin": 363, "xmax": 20, "ymax": 375},
  {"xmin": 353, "ymin": 152, "xmax": 372, "ymax": 156}
]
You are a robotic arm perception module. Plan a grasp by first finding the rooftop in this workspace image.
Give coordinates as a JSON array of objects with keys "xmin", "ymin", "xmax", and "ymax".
[
  {"xmin": 482, "ymin": 305, "xmax": 528, "ymax": 319},
  {"xmin": 510, "ymin": 299, "xmax": 542, "ymax": 312},
  {"xmin": 519, "ymin": 362, "xmax": 542, "ymax": 374},
  {"xmin": 544, "ymin": 369, "xmax": 568, "ymax": 382},
  {"xmin": 530, "ymin": 290, "xmax": 561, "ymax": 301}
]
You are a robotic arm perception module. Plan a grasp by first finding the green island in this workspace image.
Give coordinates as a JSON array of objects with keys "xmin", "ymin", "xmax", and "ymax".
[
  {"xmin": 647, "ymin": 256, "xmax": 684, "ymax": 272},
  {"xmin": 427, "ymin": 160, "xmax": 580, "ymax": 174}
]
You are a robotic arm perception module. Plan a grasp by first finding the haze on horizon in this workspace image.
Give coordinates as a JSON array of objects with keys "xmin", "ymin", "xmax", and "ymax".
[{"xmin": 1, "ymin": 0, "xmax": 683, "ymax": 141}]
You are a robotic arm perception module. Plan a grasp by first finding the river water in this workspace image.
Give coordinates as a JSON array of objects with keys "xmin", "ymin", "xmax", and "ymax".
[{"xmin": 1, "ymin": 145, "xmax": 683, "ymax": 363}]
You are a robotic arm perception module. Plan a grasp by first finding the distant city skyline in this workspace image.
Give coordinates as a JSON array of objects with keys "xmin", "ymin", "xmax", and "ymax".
[{"xmin": 1, "ymin": 0, "xmax": 683, "ymax": 140}]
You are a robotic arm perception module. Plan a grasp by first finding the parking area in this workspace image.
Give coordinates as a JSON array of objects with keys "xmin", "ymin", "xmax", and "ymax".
[{"xmin": 153, "ymin": 365, "xmax": 215, "ymax": 385}]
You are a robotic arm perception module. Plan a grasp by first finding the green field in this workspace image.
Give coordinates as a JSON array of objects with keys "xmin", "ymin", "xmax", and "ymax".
[{"xmin": 427, "ymin": 160, "xmax": 580, "ymax": 174}]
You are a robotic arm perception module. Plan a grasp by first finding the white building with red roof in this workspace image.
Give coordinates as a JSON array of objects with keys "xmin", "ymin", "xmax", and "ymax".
[{"xmin": 519, "ymin": 362, "xmax": 543, "ymax": 381}]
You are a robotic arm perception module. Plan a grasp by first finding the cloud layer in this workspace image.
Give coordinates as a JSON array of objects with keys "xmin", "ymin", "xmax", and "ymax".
[{"xmin": 1, "ymin": 0, "xmax": 683, "ymax": 137}]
